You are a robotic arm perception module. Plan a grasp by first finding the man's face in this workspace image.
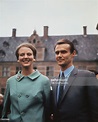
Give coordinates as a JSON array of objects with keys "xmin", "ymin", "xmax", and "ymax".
[
  {"xmin": 17, "ymin": 46, "xmax": 35, "ymax": 68},
  {"xmin": 55, "ymin": 44, "xmax": 76, "ymax": 69}
]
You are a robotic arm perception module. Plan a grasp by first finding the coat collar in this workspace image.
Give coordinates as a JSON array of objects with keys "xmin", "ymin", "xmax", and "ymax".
[{"xmin": 16, "ymin": 70, "xmax": 41, "ymax": 82}]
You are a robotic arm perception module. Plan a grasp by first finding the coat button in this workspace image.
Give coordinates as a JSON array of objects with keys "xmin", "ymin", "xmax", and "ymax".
[
  {"xmin": 21, "ymin": 112, "xmax": 25, "ymax": 116},
  {"xmin": 25, "ymin": 95, "xmax": 29, "ymax": 98},
  {"xmin": 18, "ymin": 94, "xmax": 21, "ymax": 98}
]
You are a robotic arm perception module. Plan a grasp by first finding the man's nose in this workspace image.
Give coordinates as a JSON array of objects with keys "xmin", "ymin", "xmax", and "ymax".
[{"xmin": 58, "ymin": 52, "xmax": 62, "ymax": 56}]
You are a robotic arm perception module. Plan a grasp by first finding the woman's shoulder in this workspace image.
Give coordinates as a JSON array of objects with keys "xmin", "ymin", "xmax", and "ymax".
[
  {"xmin": 40, "ymin": 73, "xmax": 49, "ymax": 81},
  {"xmin": 7, "ymin": 74, "xmax": 17, "ymax": 82}
]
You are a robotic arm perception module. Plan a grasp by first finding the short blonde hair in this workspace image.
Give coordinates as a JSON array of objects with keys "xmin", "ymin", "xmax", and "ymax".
[{"xmin": 15, "ymin": 43, "xmax": 37, "ymax": 60}]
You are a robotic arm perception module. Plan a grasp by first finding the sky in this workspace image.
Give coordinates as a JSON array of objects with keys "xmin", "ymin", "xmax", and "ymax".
[{"xmin": 0, "ymin": 0, "xmax": 98, "ymax": 37}]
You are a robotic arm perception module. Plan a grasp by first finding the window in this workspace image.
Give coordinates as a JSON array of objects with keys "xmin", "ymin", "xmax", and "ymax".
[
  {"xmin": 33, "ymin": 39, "xmax": 36, "ymax": 43},
  {"xmin": 2, "ymin": 66, "xmax": 10, "ymax": 77},
  {"xmin": 16, "ymin": 66, "xmax": 22, "ymax": 74},
  {"xmin": 1, "ymin": 88, "xmax": 5, "ymax": 95},
  {"xmin": 46, "ymin": 66, "xmax": 54, "ymax": 77},
  {"xmin": 34, "ymin": 66, "xmax": 37, "ymax": 70}
]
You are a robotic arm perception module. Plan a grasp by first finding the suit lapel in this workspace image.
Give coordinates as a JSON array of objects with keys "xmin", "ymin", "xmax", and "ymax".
[{"xmin": 59, "ymin": 67, "xmax": 78, "ymax": 104}]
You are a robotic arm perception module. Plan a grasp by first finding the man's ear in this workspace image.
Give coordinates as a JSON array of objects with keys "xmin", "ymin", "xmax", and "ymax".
[
  {"xmin": 73, "ymin": 50, "xmax": 76, "ymax": 56},
  {"xmin": 33, "ymin": 59, "xmax": 36, "ymax": 62}
]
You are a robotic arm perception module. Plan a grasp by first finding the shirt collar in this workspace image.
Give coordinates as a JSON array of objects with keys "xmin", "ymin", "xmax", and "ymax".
[
  {"xmin": 60, "ymin": 65, "xmax": 74, "ymax": 77},
  {"xmin": 16, "ymin": 70, "xmax": 41, "ymax": 81}
]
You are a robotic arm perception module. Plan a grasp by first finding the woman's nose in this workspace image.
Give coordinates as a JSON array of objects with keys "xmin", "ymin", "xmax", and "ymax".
[{"xmin": 24, "ymin": 54, "xmax": 28, "ymax": 58}]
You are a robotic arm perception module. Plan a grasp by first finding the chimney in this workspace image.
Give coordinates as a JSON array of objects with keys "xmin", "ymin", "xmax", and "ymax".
[
  {"xmin": 83, "ymin": 26, "xmax": 87, "ymax": 36},
  {"xmin": 96, "ymin": 23, "xmax": 98, "ymax": 30},
  {"xmin": 43, "ymin": 26, "xmax": 48, "ymax": 40},
  {"xmin": 12, "ymin": 28, "xmax": 16, "ymax": 37}
]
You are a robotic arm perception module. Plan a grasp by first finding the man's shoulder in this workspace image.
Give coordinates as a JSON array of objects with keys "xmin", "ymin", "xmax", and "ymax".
[{"xmin": 78, "ymin": 69, "xmax": 94, "ymax": 75}]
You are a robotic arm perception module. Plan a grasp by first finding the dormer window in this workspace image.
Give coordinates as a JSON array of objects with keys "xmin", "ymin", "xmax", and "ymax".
[
  {"xmin": 3, "ymin": 41, "xmax": 9, "ymax": 48},
  {"xmin": 72, "ymin": 39, "xmax": 78, "ymax": 45},
  {"xmin": 0, "ymin": 50, "xmax": 6, "ymax": 57}
]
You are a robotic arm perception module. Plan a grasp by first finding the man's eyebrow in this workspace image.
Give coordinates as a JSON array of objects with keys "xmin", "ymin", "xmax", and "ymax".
[{"xmin": 55, "ymin": 50, "xmax": 67, "ymax": 52}]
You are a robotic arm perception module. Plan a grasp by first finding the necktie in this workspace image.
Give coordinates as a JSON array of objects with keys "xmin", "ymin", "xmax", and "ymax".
[{"xmin": 58, "ymin": 72, "xmax": 65, "ymax": 104}]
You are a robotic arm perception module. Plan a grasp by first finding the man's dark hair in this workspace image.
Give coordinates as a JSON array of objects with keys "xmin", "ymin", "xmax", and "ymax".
[{"xmin": 54, "ymin": 38, "xmax": 76, "ymax": 53}]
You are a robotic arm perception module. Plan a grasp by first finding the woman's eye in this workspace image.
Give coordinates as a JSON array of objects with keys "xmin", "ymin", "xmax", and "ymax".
[
  {"xmin": 27, "ymin": 53, "xmax": 32, "ymax": 56},
  {"xmin": 19, "ymin": 53, "xmax": 24, "ymax": 56}
]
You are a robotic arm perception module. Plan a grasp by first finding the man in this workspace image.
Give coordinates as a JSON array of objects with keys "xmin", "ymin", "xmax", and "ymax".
[{"xmin": 51, "ymin": 39, "xmax": 98, "ymax": 122}]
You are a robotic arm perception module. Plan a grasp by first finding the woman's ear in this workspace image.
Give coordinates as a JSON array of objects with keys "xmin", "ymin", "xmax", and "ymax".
[{"xmin": 17, "ymin": 60, "xmax": 19, "ymax": 62}]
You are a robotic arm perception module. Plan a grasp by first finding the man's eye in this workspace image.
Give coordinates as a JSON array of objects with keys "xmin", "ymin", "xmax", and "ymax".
[
  {"xmin": 61, "ymin": 51, "xmax": 66, "ymax": 54},
  {"xmin": 55, "ymin": 51, "xmax": 59, "ymax": 55}
]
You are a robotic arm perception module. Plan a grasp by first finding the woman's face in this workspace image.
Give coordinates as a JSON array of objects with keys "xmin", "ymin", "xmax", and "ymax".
[{"xmin": 17, "ymin": 46, "xmax": 35, "ymax": 68}]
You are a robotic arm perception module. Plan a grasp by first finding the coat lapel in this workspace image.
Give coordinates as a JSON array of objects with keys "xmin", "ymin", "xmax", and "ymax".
[
  {"xmin": 59, "ymin": 67, "xmax": 78, "ymax": 104},
  {"xmin": 51, "ymin": 76, "xmax": 59, "ymax": 106},
  {"xmin": 53, "ymin": 84, "xmax": 57, "ymax": 106}
]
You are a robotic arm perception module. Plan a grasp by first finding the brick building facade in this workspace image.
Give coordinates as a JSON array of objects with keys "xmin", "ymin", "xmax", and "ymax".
[{"xmin": 0, "ymin": 26, "xmax": 98, "ymax": 94}]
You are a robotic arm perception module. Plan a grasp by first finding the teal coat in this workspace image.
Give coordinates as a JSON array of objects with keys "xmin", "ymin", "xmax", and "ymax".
[{"xmin": 2, "ymin": 70, "xmax": 51, "ymax": 122}]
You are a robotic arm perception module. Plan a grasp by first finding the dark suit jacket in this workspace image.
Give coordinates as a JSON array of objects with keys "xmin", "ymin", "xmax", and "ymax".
[{"xmin": 51, "ymin": 67, "xmax": 98, "ymax": 122}]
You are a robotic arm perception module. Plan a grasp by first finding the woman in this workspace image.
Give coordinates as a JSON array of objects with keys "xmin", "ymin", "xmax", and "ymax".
[{"xmin": 2, "ymin": 43, "xmax": 51, "ymax": 122}]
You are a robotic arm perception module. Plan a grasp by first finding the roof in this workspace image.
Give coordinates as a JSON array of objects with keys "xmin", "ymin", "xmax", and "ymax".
[
  {"xmin": 0, "ymin": 34, "xmax": 98, "ymax": 62},
  {"xmin": 42, "ymin": 34, "xmax": 98, "ymax": 61}
]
